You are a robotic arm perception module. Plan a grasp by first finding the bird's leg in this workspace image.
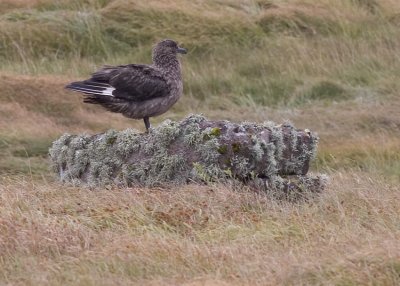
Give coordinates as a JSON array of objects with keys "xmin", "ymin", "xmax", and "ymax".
[{"xmin": 143, "ymin": 117, "xmax": 151, "ymax": 133}]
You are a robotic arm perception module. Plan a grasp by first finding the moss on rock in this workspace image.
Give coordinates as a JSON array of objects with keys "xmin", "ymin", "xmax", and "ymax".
[{"xmin": 49, "ymin": 114, "xmax": 325, "ymax": 194}]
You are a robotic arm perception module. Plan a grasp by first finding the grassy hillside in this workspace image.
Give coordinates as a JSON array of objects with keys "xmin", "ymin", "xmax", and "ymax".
[
  {"xmin": 2, "ymin": 0, "xmax": 400, "ymax": 105},
  {"xmin": 1, "ymin": 0, "xmax": 400, "ymax": 285}
]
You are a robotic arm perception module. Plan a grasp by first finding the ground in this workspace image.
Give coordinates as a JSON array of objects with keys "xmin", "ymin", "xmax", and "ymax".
[{"xmin": 0, "ymin": 0, "xmax": 400, "ymax": 285}]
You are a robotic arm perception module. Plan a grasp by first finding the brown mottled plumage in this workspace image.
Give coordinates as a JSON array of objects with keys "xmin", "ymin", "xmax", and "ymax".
[{"xmin": 65, "ymin": 39, "xmax": 187, "ymax": 131}]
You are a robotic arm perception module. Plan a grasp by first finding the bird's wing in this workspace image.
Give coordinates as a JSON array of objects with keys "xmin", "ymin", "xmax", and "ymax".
[
  {"xmin": 94, "ymin": 64, "xmax": 170, "ymax": 101},
  {"xmin": 66, "ymin": 64, "xmax": 170, "ymax": 102}
]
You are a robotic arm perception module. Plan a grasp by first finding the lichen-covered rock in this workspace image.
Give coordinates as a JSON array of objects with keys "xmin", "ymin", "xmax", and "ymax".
[{"xmin": 49, "ymin": 114, "xmax": 323, "ymax": 192}]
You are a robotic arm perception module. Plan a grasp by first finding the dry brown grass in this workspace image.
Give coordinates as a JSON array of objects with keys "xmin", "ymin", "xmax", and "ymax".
[
  {"xmin": 1, "ymin": 0, "xmax": 400, "ymax": 284},
  {"xmin": 1, "ymin": 172, "xmax": 399, "ymax": 285}
]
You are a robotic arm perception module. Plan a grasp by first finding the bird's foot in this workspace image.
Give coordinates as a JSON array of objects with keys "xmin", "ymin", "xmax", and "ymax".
[{"xmin": 144, "ymin": 126, "xmax": 153, "ymax": 134}]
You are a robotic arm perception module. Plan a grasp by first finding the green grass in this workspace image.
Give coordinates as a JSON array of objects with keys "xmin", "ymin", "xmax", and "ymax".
[
  {"xmin": 1, "ymin": 0, "xmax": 400, "ymax": 108},
  {"xmin": 315, "ymin": 146, "xmax": 400, "ymax": 181}
]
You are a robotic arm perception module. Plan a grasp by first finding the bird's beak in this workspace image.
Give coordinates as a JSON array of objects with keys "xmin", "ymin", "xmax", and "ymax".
[{"xmin": 177, "ymin": 47, "xmax": 187, "ymax": 54}]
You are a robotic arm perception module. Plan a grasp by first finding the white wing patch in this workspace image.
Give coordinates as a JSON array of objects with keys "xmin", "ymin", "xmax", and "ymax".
[{"xmin": 102, "ymin": 87, "xmax": 115, "ymax": 97}]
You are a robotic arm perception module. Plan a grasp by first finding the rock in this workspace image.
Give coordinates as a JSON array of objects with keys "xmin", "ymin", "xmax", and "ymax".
[{"xmin": 49, "ymin": 114, "xmax": 325, "ymax": 194}]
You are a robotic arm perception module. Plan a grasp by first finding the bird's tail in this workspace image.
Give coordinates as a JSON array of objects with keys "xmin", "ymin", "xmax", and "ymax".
[
  {"xmin": 66, "ymin": 80, "xmax": 127, "ymax": 113},
  {"xmin": 65, "ymin": 80, "xmax": 115, "ymax": 98}
]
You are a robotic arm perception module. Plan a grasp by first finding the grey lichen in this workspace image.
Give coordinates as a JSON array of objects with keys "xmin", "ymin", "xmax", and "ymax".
[
  {"xmin": 264, "ymin": 121, "xmax": 284, "ymax": 160},
  {"xmin": 263, "ymin": 142, "xmax": 278, "ymax": 176},
  {"xmin": 115, "ymin": 128, "xmax": 141, "ymax": 157},
  {"xmin": 49, "ymin": 114, "xmax": 325, "ymax": 195},
  {"xmin": 250, "ymin": 135, "xmax": 265, "ymax": 162}
]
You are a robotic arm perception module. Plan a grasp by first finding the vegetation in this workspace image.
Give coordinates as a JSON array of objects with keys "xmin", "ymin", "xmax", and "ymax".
[
  {"xmin": 0, "ymin": 0, "xmax": 399, "ymax": 285},
  {"xmin": 49, "ymin": 115, "xmax": 321, "ymax": 192}
]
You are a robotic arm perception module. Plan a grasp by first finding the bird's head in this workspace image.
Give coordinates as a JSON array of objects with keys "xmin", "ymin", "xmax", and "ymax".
[{"xmin": 153, "ymin": 39, "xmax": 187, "ymax": 59}]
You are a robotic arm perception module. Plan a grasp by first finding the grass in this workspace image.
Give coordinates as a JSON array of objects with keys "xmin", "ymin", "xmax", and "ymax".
[
  {"xmin": 1, "ymin": 172, "xmax": 400, "ymax": 285},
  {"xmin": 0, "ymin": 0, "xmax": 400, "ymax": 284},
  {"xmin": 1, "ymin": 0, "xmax": 400, "ymax": 105}
]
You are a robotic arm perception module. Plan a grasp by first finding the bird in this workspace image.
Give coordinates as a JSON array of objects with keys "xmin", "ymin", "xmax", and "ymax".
[{"xmin": 65, "ymin": 39, "xmax": 187, "ymax": 132}]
